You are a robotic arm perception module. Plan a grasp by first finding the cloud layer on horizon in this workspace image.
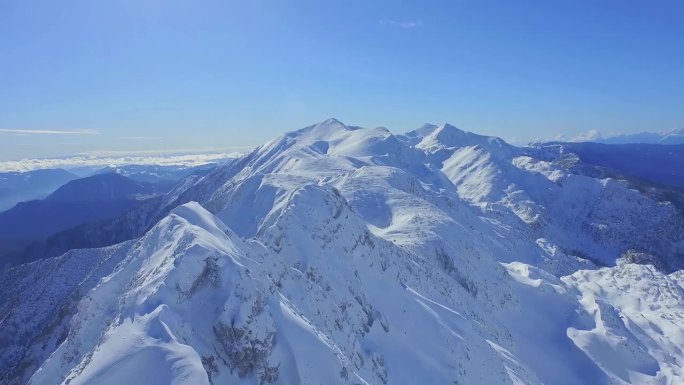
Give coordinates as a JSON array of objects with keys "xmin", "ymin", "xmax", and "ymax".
[{"xmin": 0, "ymin": 151, "xmax": 244, "ymax": 173}]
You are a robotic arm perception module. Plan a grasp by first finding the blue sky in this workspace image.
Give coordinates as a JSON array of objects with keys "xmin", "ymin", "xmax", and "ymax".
[{"xmin": 1, "ymin": 0, "xmax": 683, "ymax": 160}]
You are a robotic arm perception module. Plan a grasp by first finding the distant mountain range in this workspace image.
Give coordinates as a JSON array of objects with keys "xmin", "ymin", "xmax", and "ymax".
[
  {"xmin": 526, "ymin": 142, "xmax": 684, "ymax": 212},
  {"xmin": 595, "ymin": 128, "xmax": 684, "ymax": 145},
  {"xmin": 0, "ymin": 163, "xmax": 218, "ymax": 212},
  {"xmin": 537, "ymin": 127, "xmax": 684, "ymax": 145},
  {"xmin": 0, "ymin": 173, "xmax": 161, "ymax": 262},
  {"xmin": 0, "ymin": 163, "xmax": 224, "ymax": 267},
  {"xmin": 0, "ymin": 169, "xmax": 77, "ymax": 211}
]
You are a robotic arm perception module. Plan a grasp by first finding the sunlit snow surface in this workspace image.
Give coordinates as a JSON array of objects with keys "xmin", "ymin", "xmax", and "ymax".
[{"xmin": 2, "ymin": 119, "xmax": 684, "ymax": 385}]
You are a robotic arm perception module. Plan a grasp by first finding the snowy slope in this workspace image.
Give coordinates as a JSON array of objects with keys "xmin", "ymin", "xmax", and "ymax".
[{"xmin": 2, "ymin": 119, "xmax": 684, "ymax": 385}]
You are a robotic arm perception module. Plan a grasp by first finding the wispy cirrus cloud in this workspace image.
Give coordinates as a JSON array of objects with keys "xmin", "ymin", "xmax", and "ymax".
[
  {"xmin": 0, "ymin": 128, "xmax": 99, "ymax": 135},
  {"xmin": 380, "ymin": 19, "xmax": 423, "ymax": 29},
  {"xmin": 118, "ymin": 136, "xmax": 165, "ymax": 140}
]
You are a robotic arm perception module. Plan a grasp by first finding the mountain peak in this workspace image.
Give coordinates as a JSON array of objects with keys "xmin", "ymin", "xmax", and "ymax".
[
  {"xmin": 405, "ymin": 123, "xmax": 440, "ymax": 138},
  {"xmin": 320, "ymin": 117, "xmax": 346, "ymax": 126},
  {"xmin": 434, "ymin": 122, "xmax": 467, "ymax": 137},
  {"xmin": 169, "ymin": 201, "xmax": 233, "ymax": 239},
  {"xmin": 416, "ymin": 122, "xmax": 509, "ymax": 151},
  {"xmin": 283, "ymin": 118, "xmax": 359, "ymax": 142}
]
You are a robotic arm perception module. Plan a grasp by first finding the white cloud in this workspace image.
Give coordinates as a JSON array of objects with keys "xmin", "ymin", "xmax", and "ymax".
[
  {"xmin": 532, "ymin": 129, "xmax": 603, "ymax": 144},
  {"xmin": 0, "ymin": 129, "xmax": 99, "ymax": 135},
  {"xmin": 79, "ymin": 146, "xmax": 251, "ymax": 157},
  {"xmin": 570, "ymin": 129, "xmax": 602, "ymax": 142},
  {"xmin": 0, "ymin": 150, "xmax": 248, "ymax": 173},
  {"xmin": 380, "ymin": 19, "xmax": 423, "ymax": 29}
]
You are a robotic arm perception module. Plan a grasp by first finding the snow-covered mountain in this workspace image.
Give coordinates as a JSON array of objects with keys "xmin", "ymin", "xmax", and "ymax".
[{"xmin": 2, "ymin": 119, "xmax": 684, "ymax": 385}]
